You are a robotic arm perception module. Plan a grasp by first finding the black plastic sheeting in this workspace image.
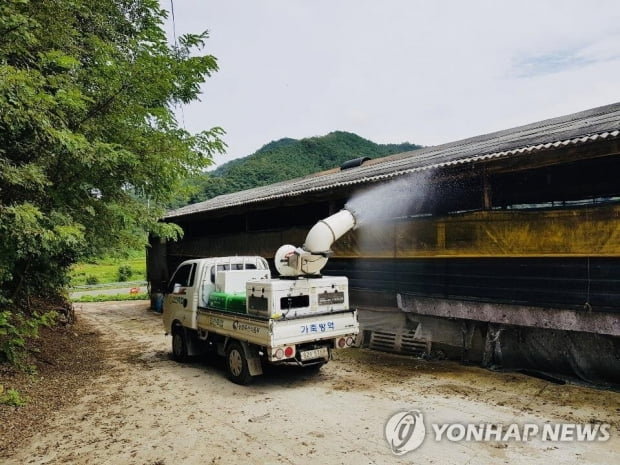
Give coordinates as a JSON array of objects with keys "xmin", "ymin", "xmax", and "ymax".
[
  {"xmin": 491, "ymin": 326, "xmax": 620, "ymax": 387},
  {"xmin": 325, "ymin": 257, "xmax": 620, "ymax": 313},
  {"xmin": 357, "ymin": 306, "xmax": 620, "ymax": 387}
]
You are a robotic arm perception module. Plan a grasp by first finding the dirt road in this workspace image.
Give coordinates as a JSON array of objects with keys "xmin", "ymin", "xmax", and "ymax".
[{"xmin": 6, "ymin": 302, "xmax": 618, "ymax": 465}]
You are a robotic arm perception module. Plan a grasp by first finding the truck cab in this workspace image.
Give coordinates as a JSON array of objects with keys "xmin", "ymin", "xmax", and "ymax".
[{"xmin": 162, "ymin": 256, "xmax": 270, "ymax": 334}]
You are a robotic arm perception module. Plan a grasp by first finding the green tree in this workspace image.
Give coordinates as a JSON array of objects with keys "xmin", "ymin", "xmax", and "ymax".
[{"xmin": 0, "ymin": 0, "xmax": 224, "ymax": 361}]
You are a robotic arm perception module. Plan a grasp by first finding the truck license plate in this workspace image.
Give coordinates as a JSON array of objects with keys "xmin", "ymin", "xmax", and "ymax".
[{"xmin": 300, "ymin": 347, "xmax": 328, "ymax": 361}]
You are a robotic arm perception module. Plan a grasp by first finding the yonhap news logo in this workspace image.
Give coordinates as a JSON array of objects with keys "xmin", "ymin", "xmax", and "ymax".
[
  {"xmin": 385, "ymin": 409, "xmax": 611, "ymax": 455},
  {"xmin": 384, "ymin": 410, "xmax": 426, "ymax": 455}
]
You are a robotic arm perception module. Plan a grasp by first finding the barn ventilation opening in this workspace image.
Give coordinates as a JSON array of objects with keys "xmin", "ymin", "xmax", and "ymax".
[
  {"xmin": 368, "ymin": 329, "xmax": 431, "ymax": 356},
  {"xmin": 340, "ymin": 157, "xmax": 370, "ymax": 170}
]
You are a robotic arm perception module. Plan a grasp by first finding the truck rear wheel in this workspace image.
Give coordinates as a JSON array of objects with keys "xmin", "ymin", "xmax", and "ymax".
[
  {"xmin": 226, "ymin": 341, "xmax": 253, "ymax": 385},
  {"xmin": 171, "ymin": 326, "xmax": 188, "ymax": 362}
]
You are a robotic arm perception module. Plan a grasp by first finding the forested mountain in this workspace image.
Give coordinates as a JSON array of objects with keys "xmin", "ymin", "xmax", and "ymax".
[{"xmin": 180, "ymin": 131, "xmax": 422, "ymax": 206}]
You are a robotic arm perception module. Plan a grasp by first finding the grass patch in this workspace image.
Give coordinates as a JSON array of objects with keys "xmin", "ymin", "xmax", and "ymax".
[
  {"xmin": 70, "ymin": 249, "xmax": 146, "ymax": 286},
  {"xmin": 72, "ymin": 293, "xmax": 149, "ymax": 303}
]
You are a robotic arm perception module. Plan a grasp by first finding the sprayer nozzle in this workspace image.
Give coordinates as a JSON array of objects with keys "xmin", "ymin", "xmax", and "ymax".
[
  {"xmin": 343, "ymin": 206, "xmax": 358, "ymax": 229},
  {"xmin": 304, "ymin": 209, "xmax": 356, "ymax": 255}
]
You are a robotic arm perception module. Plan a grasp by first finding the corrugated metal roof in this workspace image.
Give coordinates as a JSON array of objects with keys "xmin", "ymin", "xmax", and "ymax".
[{"xmin": 166, "ymin": 102, "xmax": 620, "ymax": 219}]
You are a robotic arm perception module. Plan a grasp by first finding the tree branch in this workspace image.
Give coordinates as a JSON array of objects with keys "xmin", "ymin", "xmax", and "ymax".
[
  {"xmin": 73, "ymin": 82, "xmax": 131, "ymax": 130},
  {"xmin": 11, "ymin": 256, "xmax": 32, "ymax": 304},
  {"xmin": 0, "ymin": 22, "xmax": 28, "ymax": 42}
]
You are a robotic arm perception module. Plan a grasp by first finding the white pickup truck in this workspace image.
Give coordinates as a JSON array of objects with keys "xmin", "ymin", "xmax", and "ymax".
[{"xmin": 162, "ymin": 255, "xmax": 359, "ymax": 384}]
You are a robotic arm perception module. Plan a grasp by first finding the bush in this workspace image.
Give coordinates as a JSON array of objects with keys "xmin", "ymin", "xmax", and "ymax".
[
  {"xmin": 117, "ymin": 264, "xmax": 133, "ymax": 282},
  {"xmin": 0, "ymin": 385, "xmax": 29, "ymax": 407},
  {"xmin": 85, "ymin": 275, "xmax": 99, "ymax": 285},
  {"xmin": 0, "ymin": 310, "xmax": 58, "ymax": 370}
]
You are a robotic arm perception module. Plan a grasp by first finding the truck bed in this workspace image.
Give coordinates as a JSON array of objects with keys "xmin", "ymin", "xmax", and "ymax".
[{"xmin": 196, "ymin": 306, "xmax": 358, "ymax": 348}]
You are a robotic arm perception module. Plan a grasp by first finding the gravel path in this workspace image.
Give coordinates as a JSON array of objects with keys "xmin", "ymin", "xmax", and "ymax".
[{"xmin": 2, "ymin": 301, "xmax": 618, "ymax": 464}]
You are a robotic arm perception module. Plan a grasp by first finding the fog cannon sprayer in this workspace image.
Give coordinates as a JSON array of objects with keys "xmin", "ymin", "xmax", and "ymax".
[{"xmin": 275, "ymin": 208, "xmax": 357, "ymax": 277}]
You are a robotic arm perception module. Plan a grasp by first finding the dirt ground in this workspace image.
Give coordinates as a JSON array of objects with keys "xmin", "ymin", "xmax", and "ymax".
[{"xmin": 1, "ymin": 301, "xmax": 618, "ymax": 465}]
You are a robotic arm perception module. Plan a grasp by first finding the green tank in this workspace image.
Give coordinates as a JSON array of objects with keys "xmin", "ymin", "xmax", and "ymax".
[{"xmin": 208, "ymin": 292, "xmax": 247, "ymax": 314}]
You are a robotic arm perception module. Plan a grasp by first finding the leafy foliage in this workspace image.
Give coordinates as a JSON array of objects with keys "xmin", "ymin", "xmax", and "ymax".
[
  {"xmin": 178, "ymin": 131, "xmax": 421, "ymax": 206},
  {"xmin": 0, "ymin": 385, "xmax": 29, "ymax": 407},
  {"xmin": 0, "ymin": 0, "xmax": 224, "ymax": 365},
  {"xmin": 0, "ymin": 310, "xmax": 57, "ymax": 369},
  {"xmin": 85, "ymin": 275, "xmax": 100, "ymax": 286},
  {"xmin": 117, "ymin": 264, "xmax": 133, "ymax": 282}
]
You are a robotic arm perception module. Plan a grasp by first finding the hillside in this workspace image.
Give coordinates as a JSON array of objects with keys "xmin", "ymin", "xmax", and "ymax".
[{"xmin": 180, "ymin": 131, "xmax": 422, "ymax": 206}]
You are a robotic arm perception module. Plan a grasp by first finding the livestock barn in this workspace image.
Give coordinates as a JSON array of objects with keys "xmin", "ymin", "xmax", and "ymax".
[{"xmin": 149, "ymin": 103, "xmax": 620, "ymax": 385}]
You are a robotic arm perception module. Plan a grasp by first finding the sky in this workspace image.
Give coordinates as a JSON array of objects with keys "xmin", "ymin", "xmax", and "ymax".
[{"xmin": 162, "ymin": 0, "xmax": 620, "ymax": 168}]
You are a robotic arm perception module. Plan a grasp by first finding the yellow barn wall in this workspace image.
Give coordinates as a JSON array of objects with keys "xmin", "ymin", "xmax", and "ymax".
[
  {"xmin": 170, "ymin": 204, "xmax": 620, "ymax": 259},
  {"xmin": 331, "ymin": 204, "xmax": 620, "ymax": 258}
]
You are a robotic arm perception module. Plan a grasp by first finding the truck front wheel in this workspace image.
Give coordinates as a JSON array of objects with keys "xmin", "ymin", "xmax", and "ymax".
[
  {"xmin": 226, "ymin": 342, "xmax": 253, "ymax": 385},
  {"xmin": 171, "ymin": 326, "xmax": 188, "ymax": 362}
]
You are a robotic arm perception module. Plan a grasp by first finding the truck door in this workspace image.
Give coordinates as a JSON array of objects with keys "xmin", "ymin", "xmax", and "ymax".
[
  {"xmin": 198, "ymin": 265, "xmax": 217, "ymax": 307},
  {"xmin": 163, "ymin": 262, "xmax": 197, "ymax": 329},
  {"xmin": 201, "ymin": 264, "xmax": 230, "ymax": 306}
]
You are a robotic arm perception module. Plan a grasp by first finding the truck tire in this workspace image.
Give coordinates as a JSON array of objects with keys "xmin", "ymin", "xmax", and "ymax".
[
  {"xmin": 171, "ymin": 326, "xmax": 188, "ymax": 362},
  {"xmin": 226, "ymin": 341, "xmax": 253, "ymax": 385}
]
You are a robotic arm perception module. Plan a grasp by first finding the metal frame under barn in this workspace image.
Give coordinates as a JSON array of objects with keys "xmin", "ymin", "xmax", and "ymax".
[{"xmin": 149, "ymin": 103, "xmax": 620, "ymax": 385}]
